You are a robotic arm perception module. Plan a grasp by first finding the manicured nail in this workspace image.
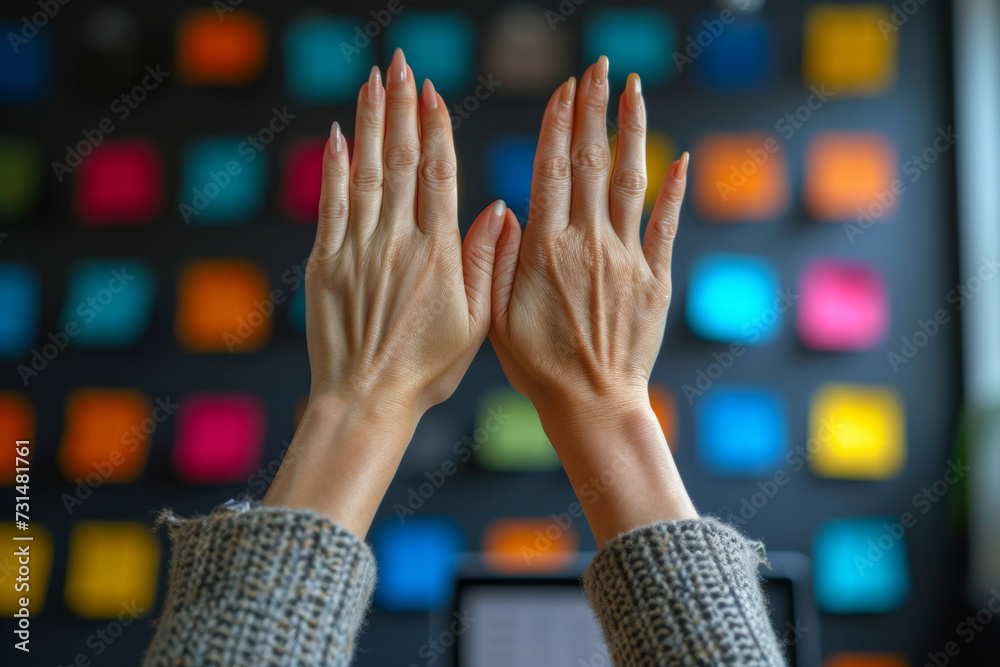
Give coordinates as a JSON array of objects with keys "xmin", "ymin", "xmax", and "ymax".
[
  {"xmin": 560, "ymin": 76, "xmax": 576, "ymax": 106},
  {"xmin": 368, "ymin": 66, "xmax": 382, "ymax": 103},
  {"xmin": 625, "ymin": 73, "xmax": 641, "ymax": 110},
  {"xmin": 673, "ymin": 151, "xmax": 690, "ymax": 181},
  {"xmin": 330, "ymin": 121, "xmax": 343, "ymax": 154},
  {"xmin": 594, "ymin": 55, "xmax": 609, "ymax": 86},
  {"xmin": 390, "ymin": 48, "xmax": 407, "ymax": 82},
  {"xmin": 422, "ymin": 78, "xmax": 438, "ymax": 110},
  {"xmin": 489, "ymin": 199, "xmax": 506, "ymax": 234}
]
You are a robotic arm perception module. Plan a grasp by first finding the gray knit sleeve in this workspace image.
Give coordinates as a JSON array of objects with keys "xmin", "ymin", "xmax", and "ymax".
[
  {"xmin": 582, "ymin": 517, "xmax": 786, "ymax": 666},
  {"xmin": 142, "ymin": 504, "xmax": 376, "ymax": 667}
]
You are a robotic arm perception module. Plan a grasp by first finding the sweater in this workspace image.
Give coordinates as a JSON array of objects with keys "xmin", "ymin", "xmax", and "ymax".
[{"xmin": 142, "ymin": 505, "xmax": 785, "ymax": 666}]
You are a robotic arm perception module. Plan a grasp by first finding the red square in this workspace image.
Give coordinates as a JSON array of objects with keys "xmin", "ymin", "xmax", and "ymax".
[
  {"xmin": 172, "ymin": 393, "xmax": 266, "ymax": 483},
  {"xmin": 74, "ymin": 140, "xmax": 163, "ymax": 226},
  {"xmin": 281, "ymin": 139, "xmax": 325, "ymax": 222}
]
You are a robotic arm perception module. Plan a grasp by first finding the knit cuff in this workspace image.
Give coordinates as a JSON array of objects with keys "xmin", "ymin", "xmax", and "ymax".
[
  {"xmin": 582, "ymin": 517, "xmax": 785, "ymax": 667},
  {"xmin": 143, "ymin": 504, "xmax": 376, "ymax": 667}
]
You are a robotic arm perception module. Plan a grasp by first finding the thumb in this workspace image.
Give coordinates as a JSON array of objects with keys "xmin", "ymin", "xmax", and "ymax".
[
  {"xmin": 463, "ymin": 200, "xmax": 508, "ymax": 337},
  {"xmin": 490, "ymin": 208, "xmax": 522, "ymax": 337}
]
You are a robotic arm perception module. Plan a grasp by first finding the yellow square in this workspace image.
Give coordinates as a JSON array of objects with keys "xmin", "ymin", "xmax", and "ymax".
[
  {"xmin": 64, "ymin": 521, "xmax": 160, "ymax": 618},
  {"xmin": 803, "ymin": 5, "xmax": 898, "ymax": 96},
  {"xmin": 0, "ymin": 522, "xmax": 53, "ymax": 615},
  {"xmin": 809, "ymin": 384, "xmax": 904, "ymax": 479}
]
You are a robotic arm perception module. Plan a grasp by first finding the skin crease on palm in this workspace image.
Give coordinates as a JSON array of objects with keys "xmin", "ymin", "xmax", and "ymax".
[{"xmin": 263, "ymin": 49, "xmax": 699, "ymax": 546}]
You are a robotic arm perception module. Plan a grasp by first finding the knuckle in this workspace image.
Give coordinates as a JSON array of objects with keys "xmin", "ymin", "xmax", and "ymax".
[
  {"xmin": 420, "ymin": 159, "xmax": 457, "ymax": 190},
  {"xmin": 581, "ymin": 92, "xmax": 607, "ymax": 114},
  {"xmin": 656, "ymin": 211, "xmax": 680, "ymax": 241},
  {"xmin": 537, "ymin": 155, "xmax": 572, "ymax": 184},
  {"xmin": 572, "ymin": 143, "xmax": 611, "ymax": 174},
  {"xmin": 318, "ymin": 193, "xmax": 349, "ymax": 221},
  {"xmin": 611, "ymin": 168, "xmax": 647, "ymax": 198},
  {"xmin": 384, "ymin": 143, "xmax": 420, "ymax": 175},
  {"xmin": 356, "ymin": 113, "xmax": 383, "ymax": 135},
  {"xmin": 351, "ymin": 164, "xmax": 382, "ymax": 192},
  {"xmin": 386, "ymin": 96, "xmax": 416, "ymax": 112}
]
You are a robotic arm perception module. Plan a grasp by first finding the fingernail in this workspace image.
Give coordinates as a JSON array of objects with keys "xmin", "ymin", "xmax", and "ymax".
[
  {"xmin": 390, "ymin": 48, "xmax": 407, "ymax": 82},
  {"xmin": 673, "ymin": 151, "xmax": 690, "ymax": 181},
  {"xmin": 489, "ymin": 200, "xmax": 506, "ymax": 234},
  {"xmin": 422, "ymin": 78, "xmax": 438, "ymax": 110},
  {"xmin": 330, "ymin": 121, "xmax": 343, "ymax": 154},
  {"xmin": 560, "ymin": 76, "xmax": 576, "ymax": 106},
  {"xmin": 594, "ymin": 55, "xmax": 609, "ymax": 86},
  {"xmin": 625, "ymin": 73, "xmax": 641, "ymax": 110},
  {"xmin": 368, "ymin": 66, "xmax": 382, "ymax": 103}
]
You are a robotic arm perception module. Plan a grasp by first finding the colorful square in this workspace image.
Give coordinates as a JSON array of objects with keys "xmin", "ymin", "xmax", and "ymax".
[
  {"xmin": 60, "ymin": 260, "xmax": 157, "ymax": 347},
  {"xmin": 695, "ymin": 16, "xmax": 773, "ymax": 91},
  {"xmin": 696, "ymin": 386, "xmax": 787, "ymax": 477},
  {"xmin": 824, "ymin": 653, "xmax": 909, "ymax": 667},
  {"xmin": 175, "ymin": 259, "xmax": 271, "ymax": 352},
  {"xmin": 58, "ymin": 388, "xmax": 152, "ymax": 484},
  {"xmin": 693, "ymin": 133, "xmax": 789, "ymax": 221},
  {"xmin": 798, "ymin": 259, "xmax": 889, "ymax": 351},
  {"xmin": 64, "ymin": 521, "xmax": 160, "ymax": 618},
  {"xmin": 685, "ymin": 254, "xmax": 782, "ymax": 345},
  {"xmin": 0, "ymin": 522, "xmax": 52, "ymax": 614},
  {"xmin": 649, "ymin": 384, "xmax": 677, "ymax": 450},
  {"xmin": 483, "ymin": 518, "xmax": 579, "ymax": 573},
  {"xmin": 584, "ymin": 9, "xmax": 676, "ymax": 86},
  {"xmin": 813, "ymin": 517, "xmax": 910, "ymax": 613},
  {"xmin": 371, "ymin": 518, "xmax": 461, "ymax": 611},
  {"xmin": 474, "ymin": 389, "xmax": 559, "ymax": 471},
  {"xmin": 176, "ymin": 9, "xmax": 267, "ymax": 86},
  {"xmin": 385, "ymin": 12, "xmax": 474, "ymax": 96},
  {"xmin": 809, "ymin": 384, "xmax": 905, "ymax": 480},
  {"xmin": 180, "ymin": 138, "xmax": 267, "ymax": 224},
  {"xmin": 805, "ymin": 133, "xmax": 897, "ymax": 221},
  {"xmin": 172, "ymin": 393, "xmax": 266, "ymax": 483},
  {"xmin": 483, "ymin": 5, "xmax": 570, "ymax": 96},
  {"xmin": 281, "ymin": 138, "xmax": 326, "ymax": 222},
  {"xmin": 0, "ymin": 393, "xmax": 34, "ymax": 485},
  {"xmin": 285, "ymin": 18, "xmax": 373, "ymax": 103},
  {"xmin": 0, "ymin": 264, "xmax": 40, "ymax": 358},
  {"xmin": 74, "ymin": 140, "xmax": 163, "ymax": 226},
  {"xmin": 0, "ymin": 22, "xmax": 51, "ymax": 104},
  {"xmin": 487, "ymin": 137, "xmax": 534, "ymax": 213},
  {"xmin": 0, "ymin": 138, "xmax": 43, "ymax": 219},
  {"xmin": 803, "ymin": 5, "xmax": 898, "ymax": 96}
]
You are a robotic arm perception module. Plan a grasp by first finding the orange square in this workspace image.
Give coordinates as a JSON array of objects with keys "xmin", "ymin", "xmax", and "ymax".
[
  {"xmin": 694, "ymin": 133, "xmax": 789, "ymax": 221},
  {"xmin": 176, "ymin": 10, "xmax": 267, "ymax": 85},
  {"xmin": 0, "ymin": 393, "xmax": 34, "ymax": 485},
  {"xmin": 805, "ymin": 133, "xmax": 897, "ymax": 220},
  {"xmin": 649, "ymin": 385, "xmax": 677, "ymax": 450},
  {"xmin": 58, "ymin": 389, "xmax": 151, "ymax": 484},
  {"xmin": 175, "ymin": 259, "xmax": 271, "ymax": 352},
  {"xmin": 483, "ymin": 518, "xmax": 578, "ymax": 573},
  {"xmin": 825, "ymin": 653, "xmax": 909, "ymax": 667}
]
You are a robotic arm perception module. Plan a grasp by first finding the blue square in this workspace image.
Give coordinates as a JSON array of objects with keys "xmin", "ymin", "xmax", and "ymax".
[
  {"xmin": 385, "ymin": 12, "xmax": 474, "ymax": 96},
  {"xmin": 584, "ymin": 10, "xmax": 676, "ymax": 86},
  {"xmin": 814, "ymin": 517, "xmax": 910, "ymax": 613},
  {"xmin": 61, "ymin": 261, "xmax": 156, "ymax": 347},
  {"xmin": 695, "ymin": 17, "xmax": 773, "ymax": 91},
  {"xmin": 0, "ymin": 264, "xmax": 39, "ymax": 358},
  {"xmin": 0, "ymin": 23, "xmax": 51, "ymax": 104},
  {"xmin": 696, "ymin": 387, "xmax": 787, "ymax": 476},
  {"xmin": 289, "ymin": 289, "xmax": 305, "ymax": 333},
  {"xmin": 685, "ymin": 254, "xmax": 781, "ymax": 344},
  {"xmin": 488, "ymin": 137, "xmax": 534, "ymax": 213},
  {"xmin": 372, "ymin": 518, "xmax": 461, "ymax": 611},
  {"xmin": 285, "ymin": 18, "xmax": 373, "ymax": 104},
  {"xmin": 180, "ymin": 138, "xmax": 266, "ymax": 224}
]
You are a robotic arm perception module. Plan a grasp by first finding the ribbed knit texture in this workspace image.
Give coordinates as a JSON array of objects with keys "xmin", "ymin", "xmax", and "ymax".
[
  {"xmin": 582, "ymin": 517, "xmax": 786, "ymax": 666},
  {"xmin": 142, "ymin": 504, "xmax": 376, "ymax": 667}
]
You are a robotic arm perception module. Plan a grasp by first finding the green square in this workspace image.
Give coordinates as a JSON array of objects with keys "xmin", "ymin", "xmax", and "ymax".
[
  {"xmin": 474, "ymin": 389, "xmax": 560, "ymax": 471},
  {"xmin": 0, "ymin": 138, "xmax": 42, "ymax": 220}
]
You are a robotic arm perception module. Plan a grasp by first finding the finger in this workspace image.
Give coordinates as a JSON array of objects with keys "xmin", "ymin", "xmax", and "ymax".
[
  {"xmin": 570, "ymin": 56, "xmax": 611, "ymax": 230},
  {"xmin": 314, "ymin": 121, "xmax": 350, "ymax": 257},
  {"xmin": 417, "ymin": 78, "xmax": 458, "ymax": 235},
  {"xmin": 490, "ymin": 209, "xmax": 523, "ymax": 337},
  {"xmin": 463, "ymin": 200, "xmax": 508, "ymax": 336},
  {"xmin": 609, "ymin": 73, "xmax": 646, "ymax": 246},
  {"xmin": 643, "ymin": 152, "xmax": 689, "ymax": 282},
  {"xmin": 528, "ymin": 77, "xmax": 575, "ymax": 233},
  {"xmin": 349, "ymin": 65, "xmax": 385, "ymax": 240},
  {"xmin": 382, "ymin": 48, "xmax": 421, "ymax": 230}
]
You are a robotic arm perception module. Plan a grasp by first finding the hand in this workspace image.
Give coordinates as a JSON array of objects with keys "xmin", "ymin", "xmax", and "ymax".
[
  {"xmin": 489, "ymin": 57, "xmax": 698, "ymax": 545},
  {"xmin": 264, "ymin": 49, "xmax": 507, "ymax": 537}
]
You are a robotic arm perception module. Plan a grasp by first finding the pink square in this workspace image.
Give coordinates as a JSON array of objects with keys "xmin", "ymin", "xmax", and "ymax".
[
  {"xmin": 173, "ymin": 394, "xmax": 266, "ymax": 483},
  {"xmin": 281, "ymin": 139, "xmax": 326, "ymax": 223},
  {"xmin": 798, "ymin": 260, "xmax": 888, "ymax": 350},
  {"xmin": 74, "ymin": 140, "xmax": 163, "ymax": 226}
]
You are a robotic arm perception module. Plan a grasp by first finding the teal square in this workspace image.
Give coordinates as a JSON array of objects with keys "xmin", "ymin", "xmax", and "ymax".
[
  {"xmin": 584, "ymin": 9, "xmax": 676, "ymax": 86},
  {"xmin": 285, "ymin": 18, "xmax": 374, "ymax": 104},
  {"xmin": 0, "ymin": 264, "xmax": 39, "ymax": 358},
  {"xmin": 385, "ymin": 12, "xmax": 474, "ymax": 96},
  {"xmin": 289, "ymin": 288, "xmax": 305, "ymax": 333},
  {"xmin": 814, "ymin": 517, "xmax": 910, "ymax": 613},
  {"xmin": 180, "ymin": 138, "xmax": 266, "ymax": 224},
  {"xmin": 685, "ymin": 254, "xmax": 781, "ymax": 345},
  {"xmin": 61, "ymin": 260, "xmax": 156, "ymax": 348}
]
